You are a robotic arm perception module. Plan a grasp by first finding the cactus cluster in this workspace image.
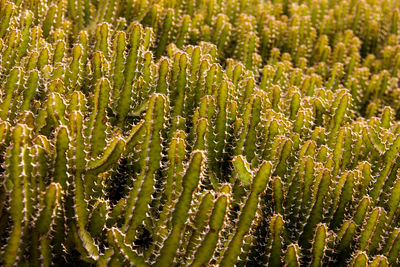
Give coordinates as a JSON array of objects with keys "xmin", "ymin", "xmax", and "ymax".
[{"xmin": 0, "ymin": 0, "xmax": 400, "ymax": 266}]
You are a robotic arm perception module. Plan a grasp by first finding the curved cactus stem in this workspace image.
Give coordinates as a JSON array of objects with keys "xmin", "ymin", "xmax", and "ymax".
[
  {"xmin": 299, "ymin": 169, "xmax": 331, "ymax": 248},
  {"xmin": 86, "ymin": 136, "xmax": 125, "ymax": 175},
  {"xmin": 220, "ymin": 161, "xmax": 272, "ymax": 267},
  {"xmin": 123, "ymin": 120, "xmax": 145, "ymax": 156},
  {"xmin": 108, "ymin": 228, "xmax": 149, "ymax": 266},
  {"xmin": 155, "ymin": 151, "xmax": 204, "ymax": 267},
  {"xmin": 359, "ymin": 207, "xmax": 387, "ymax": 254},
  {"xmin": 383, "ymin": 228, "xmax": 400, "ymax": 264},
  {"xmin": 184, "ymin": 192, "xmax": 215, "ymax": 260},
  {"xmin": 190, "ymin": 194, "xmax": 228, "ymax": 267},
  {"xmin": 124, "ymin": 94, "xmax": 165, "ymax": 242},
  {"xmin": 370, "ymin": 135, "xmax": 400, "ymax": 203},
  {"xmin": 20, "ymin": 69, "xmax": 39, "ymax": 112},
  {"xmin": 335, "ymin": 220, "xmax": 357, "ymax": 262}
]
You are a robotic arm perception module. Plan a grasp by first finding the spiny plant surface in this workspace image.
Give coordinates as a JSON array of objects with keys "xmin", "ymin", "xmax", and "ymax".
[{"xmin": 0, "ymin": 0, "xmax": 400, "ymax": 266}]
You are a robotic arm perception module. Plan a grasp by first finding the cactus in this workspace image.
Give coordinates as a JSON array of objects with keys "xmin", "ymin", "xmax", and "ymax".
[{"xmin": 1, "ymin": 0, "xmax": 400, "ymax": 265}]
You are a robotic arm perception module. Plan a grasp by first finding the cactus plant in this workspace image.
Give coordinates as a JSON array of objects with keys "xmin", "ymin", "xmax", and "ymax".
[{"xmin": 0, "ymin": 0, "xmax": 400, "ymax": 266}]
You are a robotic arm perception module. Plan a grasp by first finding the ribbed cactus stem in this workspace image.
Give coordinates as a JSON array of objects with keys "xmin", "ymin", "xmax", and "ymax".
[
  {"xmin": 220, "ymin": 161, "xmax": 272, "ymax": 267},
  {"xmin": 190, "ymin": 194, "xmax": 228, "ymax": 267},
  {"xmin": 155, "ymin": 151, "xmax": 204, "ymax": 267}
]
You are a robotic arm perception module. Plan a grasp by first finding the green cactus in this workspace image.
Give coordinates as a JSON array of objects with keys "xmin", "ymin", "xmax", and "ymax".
[{"xmin": 1, "ymin": 0, "xmax": 400, "ymax": 265}]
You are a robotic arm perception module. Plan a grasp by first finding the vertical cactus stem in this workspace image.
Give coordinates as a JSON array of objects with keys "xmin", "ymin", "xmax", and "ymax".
[
  {"xmin": 112, "ymin": 31, "xmax": 127, "ymax": 102},
  {"xmin": 89, "ymin": 78, "xmax": 111, "ymax": 158},
  {"xmin": 47, "ymin": 92, "xmax": 67, "ymax": 127},
  {"xmin": 53, "ymin": 40, "xmax": 66, "ymax": 64},
  {"xmin": 359, "ymin": 207, "xmax": 387, "ymax": 253},
  {"xmin": 284, "ymin": 244, "xmax": 301, "ymax": 267},
  {"xmin": 383, "ymin": 228, "xmax": 400, "ymax": 264},
  {"xmin": 155, "ymin": 130, "xmax": 186, "ymax": 243},
  {"xmin": 155, "ymin": 9, "xmax": 174, "ymax": 58},
  {"xmin": 26, "ymin": 51, "xmax": 39, "ymax": 72},
  {"xmin": 69, "ymin": 111, "xmax": 89, "ymax": 229},
  {"xmin": 42, "ymin": 4, "xmax": 56, "ymax": 38},
  {"xmin": 3, "ymin": 124, "xmax": 28, "ymax": 267},
  {"xmin": 353, "ymin": 196, "xmax": 370, "ymax": 226},
  {"xmin": 54, "ymin": 126, "xmax": 69, "ymax": 190},
  {"xmin": 243, "ymin": 95, "xmax": 262, "ymax": 162},
  {"xmin": 190, "ymin": 194, "xmax": 228, "ymax": 267},
  {"xmin": 273, "ymin": 177, "xmax": 284, "ymax": 215},
  {"xmin": 0, "ymin": 67, "xmax": 21, "ymax": 120},
  {"xmin": 171, "ymin": 53, "xmax": 188, "ymax": 120},
  {"xmin": 330, "ymin": 171, "xmax": 355, "ymax": 229},
  {"xmin": 124, "ymin": 94, "xmax": 165, "ymax": 242},
  {"xmin": 214, "ymin": 80, "xmax": 228, "ymax": 168},
  {"xmin": 116, "ymin": 24, "xmax": 141, "ymax": 127},
  {"xmin": 381, "ymin": 106, "xmax": 392, "ymax": 129},
  {"xmin": 156, "ymin": 58, "xmax": 169, "ymax": 94},
  {"xmin": 328, "ymin": 93, "xmax": 349, "ymax": 147},
  {"xmin": 310, "ymin": 224, "xmax": 327, "ymax": 267},
  {"xmin": 38, "ymin": 47, "xmax": 49, "ymax": 69},
  {"xmin": 335, "ymin": 220, "xmax": 357, "ymax": 257},
  {"xmin": 0, "ymin": 2, "xmax": 15, "ymax": 38},
  {"xmin": 36, "ymin": 183, "xmax": 61, "ymax": 235},
  {"xmin": 370, "ymin": 134, "xmax": 400, "ymax": 203},
  {"xmin": 155, "ymin": 151, "xmax": 204, "ymax": 267},
  {"xmin": 299, "ymin": 169, "xmax": 331, "ymax": 248},
  {"xmin": 20, "ymin": 70, "xmax": 39, "ymax": 112},
  {"xmin": 290, "ymin": 92, "xmax": 301, "ymax": 121},
  {"xmin": 220, "ymin": 161, "xmax": 272, "ymax": 267},
  {"xmin": 193, "ymin": 118, "xmax": 208, "ymax": 151},
  {"xmin": 17, "ymin": 10, "xmax": 33, "ymax": 61},
  {"xmin": 273, "ymin": 138, "xmax": 293, "ymax": 178},
  {"xmin": 351, "ymin": 251, "xmax": 368, "ymax": 267},
  {"xmin": 268, "ymin": 214, "xmax": 285, "ymax": 267},
  {"xmin": 176, "ymin": 15, "xmax": 190, "ymax": 49},
  {"xmin": 65, "ymin": 44, "xmax": 83, "ymax": 90},
  {"xmin": 184, "ymin": 192, "xmax": 214, "ymax": 259}
]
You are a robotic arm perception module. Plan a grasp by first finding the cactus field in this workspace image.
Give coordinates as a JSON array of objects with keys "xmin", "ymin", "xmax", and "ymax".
[{"xmin": 1, "ymin": 0, "xmax": 400, "ymax": 266}]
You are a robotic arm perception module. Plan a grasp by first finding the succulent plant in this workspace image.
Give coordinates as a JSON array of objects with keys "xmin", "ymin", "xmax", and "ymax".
[{"xmin": 0, "ymin": 0, "xmax": 400, "ymax": 266}]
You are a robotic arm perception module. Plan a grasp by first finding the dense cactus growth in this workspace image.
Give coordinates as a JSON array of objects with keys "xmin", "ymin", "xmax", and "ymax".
[{"xmin": 0, "ymin": 0, "xmax": 400, "ymax": 266}]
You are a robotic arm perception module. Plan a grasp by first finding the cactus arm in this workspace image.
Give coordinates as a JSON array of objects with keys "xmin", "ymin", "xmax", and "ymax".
[
  {"xmin": 124, "ymin": 94, "xmax": 165, "ymax": 241},
  {"xmin": 284, "ymin": 244, "xmax": 301, "ymax": 267},
  {"xmin": 0, "ymin": 67, "xmax": 21, "ymax": 120},
  {"xmin": 116, "ymin": 24, "xmax": 141, "ymax": 127},
  {"xmin": 89, "ymin": 78, "xmax": 111, "ymax": 158},
  {"xmin": 3, "ymin": 125, "xmax": 28, "ymax": 267},
  {"xmin": 155, "ymin": 151, "xmax": 204, "ymax": 267},
  {"xmin": 220, "ymin": 161, "xmax": 272, "ymax": 267},
  {"xmin": 108, "ymin": 228, "xmax": 149, "ymax": 266},
  {"xmin": 310, "ymin": 224, "xmax": 327, "ymax": 267},
  {"xmin": 190, "ymin": 194, "xmax": 228, "ymax": 267},
  {"xmin": 268, "ymin": 214, "xmax": 285, "ymax": 267},
  {"xmin": 86, "ymin": 136, "xmax": 125, "ymax": 175}
]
